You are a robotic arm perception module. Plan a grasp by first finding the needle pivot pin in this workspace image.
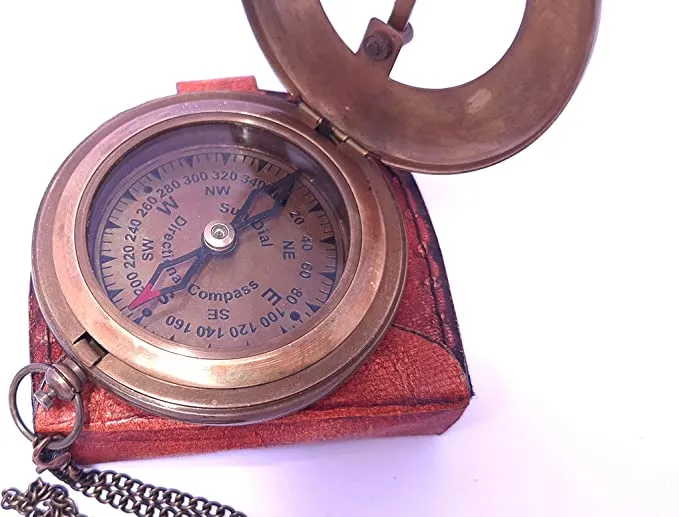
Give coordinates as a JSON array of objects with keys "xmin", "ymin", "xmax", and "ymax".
[{"xmin": 203, "ymin": 221, "xmax": 237, "ymax": 252}]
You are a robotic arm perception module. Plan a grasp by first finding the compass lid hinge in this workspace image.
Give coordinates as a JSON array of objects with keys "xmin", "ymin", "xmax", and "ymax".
[
  {"xmin": 72, "ymin": 334, "xmax": 107, "ymax": 368},
  {"xmin": 297, "ymin": 101, "xmax": 372, "ymax": 159}
]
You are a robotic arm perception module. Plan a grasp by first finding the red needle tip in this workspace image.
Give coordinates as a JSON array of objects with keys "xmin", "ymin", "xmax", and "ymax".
[{"xmin": 128, "ymin": 283, "xmax": 161, "ymax": 310}]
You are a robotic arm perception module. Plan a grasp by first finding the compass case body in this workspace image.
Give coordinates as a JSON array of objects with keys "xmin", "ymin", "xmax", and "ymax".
[{"xmin": 29, "ymin": 75, "xmax": 471, "ymax": 464}]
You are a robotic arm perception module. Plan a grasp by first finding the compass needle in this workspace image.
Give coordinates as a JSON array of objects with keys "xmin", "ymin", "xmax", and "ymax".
[{"xmin": 232, "ymin": 170, "xmax": 301, "ymax": 230}]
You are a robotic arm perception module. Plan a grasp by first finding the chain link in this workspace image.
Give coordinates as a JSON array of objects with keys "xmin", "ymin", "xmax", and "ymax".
[
  {"xmin": 2, "ymin": 459, "xmax": 246, "ymax": 517},
  {"xmin": 6, "ymin": 362, "xmax": 247, "ymax": 517},
  {"xmin": 2, "ymin": 478, "xmax": 80, "ymax": 517}
]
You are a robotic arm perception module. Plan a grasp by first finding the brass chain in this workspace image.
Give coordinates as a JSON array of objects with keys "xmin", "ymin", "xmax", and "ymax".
[
  {"xmin": 2, "ymin": 458, "xmax": 246, "ymax": 517},
  {"xmin": 2, "ymin": 478, "xmax": 79, "ymax": 517},
  {"xmin": 5, "ymin": 362, "xmax": 246, "ymax": 517}
]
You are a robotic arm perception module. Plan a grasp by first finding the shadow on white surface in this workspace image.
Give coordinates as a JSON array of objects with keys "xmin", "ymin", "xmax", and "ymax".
[{"xmin": 100, "ymin": 361, "xmax": 521, "ymax": 516}]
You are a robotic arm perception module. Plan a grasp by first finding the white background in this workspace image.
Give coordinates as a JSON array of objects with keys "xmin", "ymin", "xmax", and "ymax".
[{"xmin": 1, "ymin": 1, "xmax": 678, "ymax": 516}]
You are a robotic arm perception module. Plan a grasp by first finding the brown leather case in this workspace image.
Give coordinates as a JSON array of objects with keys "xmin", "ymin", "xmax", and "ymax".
[{"xmin": 30, "ymin": 77, "xmax": 472, "ymax": 464}]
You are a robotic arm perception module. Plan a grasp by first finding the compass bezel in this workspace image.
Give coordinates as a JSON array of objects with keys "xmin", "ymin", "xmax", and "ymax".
[{"xmin": 32, "ymin": 91, "xmax": 407, "ymax": 423}]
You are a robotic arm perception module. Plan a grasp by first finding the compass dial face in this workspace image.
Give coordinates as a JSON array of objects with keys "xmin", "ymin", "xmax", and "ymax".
[{"xmin": 86, "ymin": 123, "xmax": 349, "ymax": 357}]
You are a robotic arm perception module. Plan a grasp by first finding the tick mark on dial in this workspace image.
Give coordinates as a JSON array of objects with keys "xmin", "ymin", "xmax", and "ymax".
[
  {"xmin": 320, "ymin": 271, "xmax": 336, "ymax": 283},
  {"xmin": 121, "ymin": 189, "xmax": 137, "ymax": 203},
  {"xmin": 107, "ymin": 287, "xmax": 124, "ymax": 301},
  {"xmin": 143, "ymin": 185, "xmax": 153, "ymax": 194},
  {"xmin": 306, "ymin": 302, "xmax": 321, "ymax": 313},
  {"xmin": 104, "ymin": 220, "xmax": 121, "ymax": 230}
]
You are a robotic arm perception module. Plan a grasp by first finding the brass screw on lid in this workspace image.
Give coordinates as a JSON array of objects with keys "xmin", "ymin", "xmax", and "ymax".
[{"xmin": 363, "ymin": 31, "xmax": 393, "ymax": 61}]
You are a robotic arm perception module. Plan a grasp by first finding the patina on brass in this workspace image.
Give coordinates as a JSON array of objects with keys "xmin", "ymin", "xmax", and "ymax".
[
  {"xmin": 30, "ymin": 0, "xmax": 600, "ymax": 424},
  {"xmin": 244, "ymin": 0, "xmax": 601, "ymax": 174}
]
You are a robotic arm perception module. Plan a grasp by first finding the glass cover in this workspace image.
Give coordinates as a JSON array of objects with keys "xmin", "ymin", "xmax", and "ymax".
[{"xmin": 87, "ymin": 123, "xmax": 348, "ymax": 355}]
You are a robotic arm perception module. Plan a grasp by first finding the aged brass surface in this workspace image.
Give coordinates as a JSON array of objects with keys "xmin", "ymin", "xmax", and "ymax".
[{"xmin": 243, "ymin": 0, "xmax": 601, "ymax": 174}]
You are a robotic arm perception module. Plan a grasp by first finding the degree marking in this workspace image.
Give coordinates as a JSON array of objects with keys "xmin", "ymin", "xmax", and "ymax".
[{"xmin": 121, "ymin": 190, "xmax": 137, "ymax": 203}]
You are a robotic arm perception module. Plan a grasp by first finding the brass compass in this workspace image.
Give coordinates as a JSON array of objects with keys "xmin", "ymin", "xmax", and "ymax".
[
  {"xmin": 2, "ymin": 2, "xmax": 601, "ymax": 516},
  {"xmin": 24, "ymin": 0, "xmax": 599, "ymax": 426}
]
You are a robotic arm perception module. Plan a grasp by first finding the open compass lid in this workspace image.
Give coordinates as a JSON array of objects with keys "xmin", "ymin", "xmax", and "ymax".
[{"xmin": 242, "ymin": 0, "xmax": 600, "ymax": 174}]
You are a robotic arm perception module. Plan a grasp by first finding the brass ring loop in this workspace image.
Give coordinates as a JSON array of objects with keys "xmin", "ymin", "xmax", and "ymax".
[{"xmin": 8, "ymin": 363, "xmax": 84, "ymax": 450}]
